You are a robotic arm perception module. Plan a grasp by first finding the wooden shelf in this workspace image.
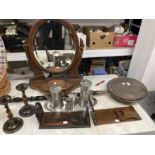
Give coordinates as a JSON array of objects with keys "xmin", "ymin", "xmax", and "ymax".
[
  {"xmin": 7, "ymin": 47, "xmax": 134, "ymax": 62},
  {"xmin": 82, "ymin": 47, "xmax": 134, "ymax": 58}
]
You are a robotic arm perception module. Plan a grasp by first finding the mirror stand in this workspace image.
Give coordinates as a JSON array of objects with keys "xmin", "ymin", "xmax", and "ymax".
[{"xmin": 24, "ymin": 19, "xmax": 84, "ymax": 95}]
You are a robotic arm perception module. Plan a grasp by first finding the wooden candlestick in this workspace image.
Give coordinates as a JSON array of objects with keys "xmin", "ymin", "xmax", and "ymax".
[
  {"xmin": 16, "ymin": 83, "xmax": 35, "ymax": 117},
  {"xmin": 0, "ymin": 95, "xmax": 23, "ymax": 134}
]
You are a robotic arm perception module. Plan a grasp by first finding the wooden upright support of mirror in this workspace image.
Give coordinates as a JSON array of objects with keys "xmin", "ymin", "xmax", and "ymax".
[{"xmin": 24, "ymin": 19, "xmax": 84, "ymax": 94}]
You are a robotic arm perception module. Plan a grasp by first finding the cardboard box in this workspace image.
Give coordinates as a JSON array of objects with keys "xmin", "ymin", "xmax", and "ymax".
[
  {"xmin": 83, "ymin": 26, "xmax": 114, "ymax": 49},
  {"xmin": 114, "ymin": 35, "xmax": 137, "ymax": 47}
]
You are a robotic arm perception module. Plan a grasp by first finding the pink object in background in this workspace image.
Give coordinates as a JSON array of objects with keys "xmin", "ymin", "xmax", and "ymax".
[{"xmin": 114, "ymin": 35, "xmax": 137, "ymax": 47}]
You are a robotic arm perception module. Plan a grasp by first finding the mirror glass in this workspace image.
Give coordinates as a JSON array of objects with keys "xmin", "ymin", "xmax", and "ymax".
[{"xmin": 33, "ymin": 20, "xmax": 75, "ymax": 73}]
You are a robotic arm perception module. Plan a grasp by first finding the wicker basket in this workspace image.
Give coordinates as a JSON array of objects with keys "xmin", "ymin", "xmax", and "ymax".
[
  {"xmin": 0, "ymin": 70, "xmax": 11, "ymax": 97},
  {"xmin": 0, "ymin": 37, "xmax": 11, "ymax": 97},
  {"xmin": 0, "ymin": 50, "xmax": 11, "ymax": 97}
]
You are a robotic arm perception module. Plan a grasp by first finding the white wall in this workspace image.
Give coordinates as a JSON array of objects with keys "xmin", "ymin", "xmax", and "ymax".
[
  {"xmin": 142, "ymin": 46, "xmax": 155, "ymax": 90},
  {"xmin": 128, "ymin": 19, "xmax": 155, "ymax": 91}
]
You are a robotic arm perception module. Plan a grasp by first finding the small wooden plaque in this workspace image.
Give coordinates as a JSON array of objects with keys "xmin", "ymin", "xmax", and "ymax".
[{"xmin": 91, "ymin": 106, "xmax": 141, "ymax": 125}]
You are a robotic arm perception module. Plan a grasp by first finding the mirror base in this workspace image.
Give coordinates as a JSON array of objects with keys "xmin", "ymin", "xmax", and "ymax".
[{"xmin": 29, "ymin": 76, "xmax": 82, "ymax": 95}]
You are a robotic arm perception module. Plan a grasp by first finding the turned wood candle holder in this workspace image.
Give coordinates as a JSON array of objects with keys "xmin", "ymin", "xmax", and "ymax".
[
  {"xmin": 0, "ymin": 95, "xmax": 23, "ymax": 134},
  {"xmin": 16, "ymin": 83, "xmax": 35, "ymax": 117}
]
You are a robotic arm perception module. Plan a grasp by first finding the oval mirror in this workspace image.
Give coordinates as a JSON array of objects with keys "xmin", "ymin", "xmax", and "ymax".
[
  {"xmin": 26, "ymin": 19, "xmax": 84, "ymax": 94},
  {"xmin": 29, "ymin": 19, "xmax": 78, "ymax": 74}
]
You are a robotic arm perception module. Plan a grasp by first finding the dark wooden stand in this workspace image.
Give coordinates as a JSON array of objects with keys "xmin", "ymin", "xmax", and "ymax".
[{"xmin": 35, "ymin": 102, "xmax": 90, "ymax": 129}]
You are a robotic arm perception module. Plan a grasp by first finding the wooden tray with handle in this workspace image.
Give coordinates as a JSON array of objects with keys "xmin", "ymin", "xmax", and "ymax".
[{"xmin": 91, "ymin": 106, "xmax": 141, "ymax": 125}]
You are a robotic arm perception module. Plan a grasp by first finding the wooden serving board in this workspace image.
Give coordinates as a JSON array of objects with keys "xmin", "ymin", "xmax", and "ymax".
[{"xmin": 91, "ymin": 106, "xmax": 141, "ymax": 125}]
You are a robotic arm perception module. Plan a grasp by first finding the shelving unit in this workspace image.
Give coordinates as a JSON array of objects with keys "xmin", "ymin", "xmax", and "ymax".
[
  {"xmin": 5, "ymin": 19, "xmax": 136, "ymax": 62},
  {"xmin": 7, "ymin": 47, "xmax": 134, "ymax": 62},
  {"xmin": 82, "ymin": 47, "xmax": 133, "ymax": 58}
]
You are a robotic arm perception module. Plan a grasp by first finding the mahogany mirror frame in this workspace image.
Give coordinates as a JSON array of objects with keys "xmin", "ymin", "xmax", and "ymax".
[{"xmin": 24, "ymin": 19, "xmax": 84, "ymax": 94}]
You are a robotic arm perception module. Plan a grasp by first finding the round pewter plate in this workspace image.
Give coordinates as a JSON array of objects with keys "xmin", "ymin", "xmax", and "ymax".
[
  {"xmin": 110, "ymin": 93, "xmax": 143, "ymax": 104},
  {"xmin": 107, "ymin": 77, "xmax": 148, "ymax": 101}
]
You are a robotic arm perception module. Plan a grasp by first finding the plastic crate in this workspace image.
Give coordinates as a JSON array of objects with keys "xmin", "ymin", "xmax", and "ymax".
[{"xmin": 92, "ymin": 68, "xmax": 107, "ymax": 75}]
